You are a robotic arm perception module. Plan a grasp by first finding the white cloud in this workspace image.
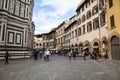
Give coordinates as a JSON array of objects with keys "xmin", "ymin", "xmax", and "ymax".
[{"xmin": 33, "ymin": 0, "xmax": 81, "ymax": 34}]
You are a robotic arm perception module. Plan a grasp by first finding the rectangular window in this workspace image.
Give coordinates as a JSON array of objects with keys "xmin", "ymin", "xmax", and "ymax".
[
  {"xmin": 43, "ymin": 43, "xmax": 45, "ymax": 47},
  {"xmin": 99, "ymin": 0, "xmax": 105, "ymax": 10},
  {"xmin": 59, "ymin": 38, "xmax": 60, "ymax": 44},
  {"xmin": 101, "ymin": 0, "xmax": 104, "ymax": 6},
  {"xmin": 87, "ymin": 22, "xmax": 92, "ymax": 32},
  {"xmin": 82, "ymin": 25, "xmax": 86, "ymax": 34},
  {"xmin": 72, "ymin": 31, "xmax": 74, "ymax": 38},
  {"xmin": 87, "ymin": 11, "xmax": 91, "ymax": 19},
  {"xmin": 16, "ymin": 33, "xmax": 21, "ymax": 44},
  {"xmin": 69, "ymin": 33, "xmax": 71, "ymax": 39},
  {"xmin": 82, "ymin": 6, "xmax": 84, "ymax": 11},
  {"xmin": 15, "ymin": 0, "xmax": 20, "ymax": 15},
  {"xmin": 109, "ymin": 0, "xmax": 113, "ymax": 8},
  {"xmin": 100, "ymin": 12, "xmax": 106, "ymax": 26},
  {"xmin": 39, "ymin": 43, "xmax": 41, "ymax": 46},
  {"xmin": 110, "ymin": 15, "xmax": 115, "ymax": 28},
  {"xmin": 75, "ymin": 29, "xmax": 78, "ymax": 37},
  {"xmin": 8, "ymin": 32, "xmax": 14, "ymax": 44},
  {"xmin": 82, "ymin": 15, "xmax": 86, "ymax": 22},
  {"xmin": 92, "ymin": 5, "xmax": 98, "ymax": 15},
  {"xmin": 93, "ymin": 18, "xmax": 99, "ymax": 29},
  {"xmin": 9, "ymin": 0, "xmax": 15, "ymax": 13},
  {"xmin": 78, "ymin": 27, "xmax": 82, "ymax": 36},
  {"xmin": 88, "ymin": 0, "xmax": 90, "ymax": 5},
  {"xmin": 20, "ymin": 3, "xmax": 25, "ymax": 17},
  {"xmin": 36, "ymin": 43, "xmax": 38, "ymax": 46},
  {"xmin": 77, "ymin": 18, "xmax": 81, "ymax": 25},
  {"xmin": 86, "ymin": 3, "xmax": 87, "ymax": 8}
]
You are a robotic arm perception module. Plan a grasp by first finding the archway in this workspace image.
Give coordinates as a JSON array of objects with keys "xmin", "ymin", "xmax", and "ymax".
[
  {"xmin": 102, "ymin": 36, "xmax": 109, "ymax": 58},
  {"xmin": 79, "ymin": 42, "xmax": 83, "ymax": 54},
  {"xmin": 93, "ymin": 42, "xmax": 100, "ymax": 57},
  {"xmin": 83, "ymin": 40, "xmax": 90, "ymax": 52},
  {"xmin": 111, "ymin": 36, "xmax": 120, "ymax": 60}
]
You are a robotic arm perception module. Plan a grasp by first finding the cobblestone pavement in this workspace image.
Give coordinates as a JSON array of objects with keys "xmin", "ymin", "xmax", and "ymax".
[{"xmin": 0, "ymin": 55, "xmax": 120, "ymax": 80}]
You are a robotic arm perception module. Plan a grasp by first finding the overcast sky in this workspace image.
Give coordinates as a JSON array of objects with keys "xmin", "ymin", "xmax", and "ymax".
[{"xmin": 33, "ymin": 0, "xmax": 81, "ymax": 34}]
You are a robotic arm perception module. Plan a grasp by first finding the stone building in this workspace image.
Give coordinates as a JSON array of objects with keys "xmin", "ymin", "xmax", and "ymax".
[
  {"xmin": 64, "ymin": 15, "xmax": 78, "ymax": 51},
  {"xmin": 106, "ymin": 0, "xmax": 120, "ymax": 60},
  {"xmin": 34, "ymin": 34, "xmax": 43, "ymax": 49},
  {"xmin": 64, "ymin": 0, "xmax": 109, "ymax": 58},
  {"xmin": 34, "ymin": 28, "xmax": 56, "ymax": 51},
  {"xmin": 47, "ymin": 28, "xmax": 56, "ymax": 50},
  {"xmin": 56, "ymin": 21, "xmax": 68, "ymax": 51},
  {"xmin": 0, "ymin": 0, "xmax": 34, "ymax": 59}
]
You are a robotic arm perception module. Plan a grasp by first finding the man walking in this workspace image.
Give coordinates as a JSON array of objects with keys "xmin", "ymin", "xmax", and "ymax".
[
  {"xmin": 45, "ymin": 49, "xmax": 51, "ymax": 61},
  {"xmin": 5, "ymin": 50, "xmax": 9, "ymax": 65},
  {"xmin": 73, "ymin": 49, "xmax": 77, "ymax": 59},
  {"xmin": 68, "ymin": 49, "xmax": 72, "ymax": 63}
]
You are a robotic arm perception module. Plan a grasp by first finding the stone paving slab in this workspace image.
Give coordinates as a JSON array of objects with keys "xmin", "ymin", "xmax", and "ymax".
[{"xmin": 0, "ymin": 55, "xmax": 120, "ymax": 80}]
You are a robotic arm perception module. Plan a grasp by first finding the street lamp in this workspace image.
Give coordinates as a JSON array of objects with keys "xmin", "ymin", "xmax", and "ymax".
[{"xmin": 97, "ymin": 0, "xmax": 106, "ymax": 57}]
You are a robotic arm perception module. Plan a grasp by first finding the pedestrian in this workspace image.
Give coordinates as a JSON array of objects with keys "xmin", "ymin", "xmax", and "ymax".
[
  {"xmin": 45, "ymin": 49, "xmax": 51, "ymax": 61},
  {"xmin": 73, "ymin": 49, "xmax": 77, "ymax": 59},
  {"xmin": 93, "ymin": 50, "xmax": 97, "ymax": 60},
  {"xmin": 68, "ymin": 49, "xmax": 72, "ymax": 63},
  {"xmin": 34, "ymin": 50, "xmax": 38, "ymax": 60},
  {"xmin": 39, "ymin": 50, "xmax": 43, "ymax": 59},
  {"xmin": 90, "ymin": 51, "xmax": 95, "ymax": 59},
  {"xmin": 4, "ymin": 50, "xmax": 9, "ymax": 65},
  {"xmin": 83, "ymin": 50, "xmax": 86, "ymax": 60},
  {"xmin": 43, "ymin": 52, "xmax": 46, "ymax": 61}
]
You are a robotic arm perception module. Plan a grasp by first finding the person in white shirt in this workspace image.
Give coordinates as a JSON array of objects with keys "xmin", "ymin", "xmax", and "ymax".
[{"xmin": 45, "ymin": 49, "xmax": 51, "ymax": 61}]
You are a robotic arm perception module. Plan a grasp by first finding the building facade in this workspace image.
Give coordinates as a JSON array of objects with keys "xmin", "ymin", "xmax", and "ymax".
[
  {"xmin": 56, "ymin": 21, "xmax": 68, "ymax": 51},
  {"xmin": 34, "ymin": 34, "xmax": 43, "ymax": 49},
  {"xmin": 106, "ymin": 0, "xmax": 120, "ymax": 60},
  {"xmin": 34, "ymin": 29, "xmax": 56, "ymax": 51},
  {"xmin": 64, "ymin": 15, "xmax": 78, "ymax": 51},
  {"xmin": 64, "ymin": 0, "xmax": 109, "ymax": 58},
  {"xmin": 47, "ymin": 28, "xmax": 56, "ymax": 50},
  {"xmin": 0, "ymin": 0, "xmax": 34, "ymax": 59},
  {"xmin": 33, "ymin": 0, "xmax": 120, "ymax": 60}
]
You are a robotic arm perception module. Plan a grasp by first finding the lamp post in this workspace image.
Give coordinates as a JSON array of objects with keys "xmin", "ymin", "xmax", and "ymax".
[
  {"xmin": 97, "ymin": 0, "xmax": 106, "ymax": 58},
  {"xmin": 97, "ymin": 0, "xmax": 101, "ymax": 58}
]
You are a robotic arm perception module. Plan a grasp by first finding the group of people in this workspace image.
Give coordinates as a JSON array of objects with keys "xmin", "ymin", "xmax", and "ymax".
[
  {"xmin": 68, "ymin": 49, "xmax": 78, "ymax": 62},
  {"xmin": 67, "ymin": 48, "xmax": 98, "ymax": 61},
  {"xmin": 3, "ymin": 48, "xmax": 98, "ymax": 65},
  {"xmin": 33, "ymin": 49, "xmax": 51, "ymax": 61},
  {"xmin": 83, "ymin": 50, "xmax": 98, "ymax": 60}
]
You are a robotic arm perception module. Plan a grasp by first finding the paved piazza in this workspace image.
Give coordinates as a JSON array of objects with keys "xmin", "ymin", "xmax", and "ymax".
[{"xmin": 0, "ymin": 55, "xmax": 120, "ymax": 80}]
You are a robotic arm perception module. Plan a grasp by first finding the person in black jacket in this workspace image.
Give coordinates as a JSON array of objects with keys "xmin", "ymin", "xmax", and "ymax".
[
  {"xmin": 33, "ymin": 49, "xmax": 38, "ymax": 60},
  {"xmin": 4, "ymin": 50, "xmax": 9, "ymax": 65}
]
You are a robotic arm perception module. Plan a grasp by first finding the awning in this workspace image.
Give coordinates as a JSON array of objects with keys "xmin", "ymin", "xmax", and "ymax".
[
  {"xmin": 83, "ymin": 47, "xmax": 88, "ymax": 49},
  {"xmin": 93, "ymin": 46, "xmax": 99, "ymax": 48}
]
